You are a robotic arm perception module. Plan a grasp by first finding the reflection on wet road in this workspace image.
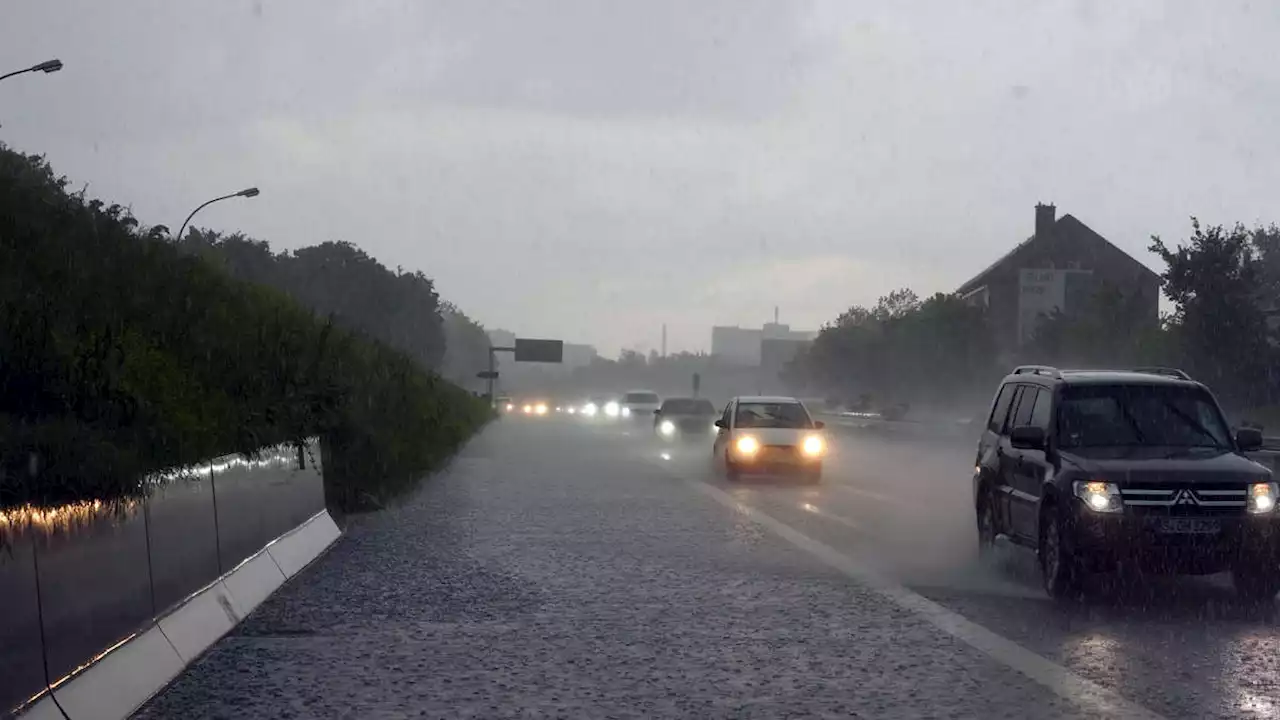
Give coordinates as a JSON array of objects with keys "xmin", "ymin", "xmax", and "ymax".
[
  {"xmin": 139, "ymin": 417, "xmax": 1280, "ymax": 719},
  {"xmin": 642, "ymin": 420, "xmax": 1280, "ymax": 719}
]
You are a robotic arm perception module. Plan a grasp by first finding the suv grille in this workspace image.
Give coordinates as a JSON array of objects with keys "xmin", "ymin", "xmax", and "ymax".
[{"xmin": 1119, "ymin": 485, "xmax": 1247, "ymax": 516}]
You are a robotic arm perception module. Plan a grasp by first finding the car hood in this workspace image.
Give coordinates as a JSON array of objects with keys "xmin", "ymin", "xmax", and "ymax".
[
  {"xmin": 1060, "ymin": 446, "xmax": 1271, "ymax": 483},
  {"xmin": 733, "ymin": 428, "xmax": 818, "ymax": 445}
]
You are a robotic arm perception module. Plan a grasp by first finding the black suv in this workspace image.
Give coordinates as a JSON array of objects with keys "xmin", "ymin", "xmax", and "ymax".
[{"xmin": 973, "ymin": 366, "xmax": 1279, "ymax": 601}]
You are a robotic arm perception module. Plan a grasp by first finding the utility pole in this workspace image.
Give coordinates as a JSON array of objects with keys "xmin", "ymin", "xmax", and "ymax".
[{"xmin": 661, "ymin": 324, "xmax": 667, "ymax": 358}]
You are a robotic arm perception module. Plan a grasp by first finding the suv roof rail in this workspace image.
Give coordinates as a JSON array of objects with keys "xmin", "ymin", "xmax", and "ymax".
[
  {"xmin": 1012, "ymin": 365, "xmax": 1063, "ymax": 378},
  {"xmin": 1131, "ymin": 366, "xmax": 1192, "ymax": 380}
]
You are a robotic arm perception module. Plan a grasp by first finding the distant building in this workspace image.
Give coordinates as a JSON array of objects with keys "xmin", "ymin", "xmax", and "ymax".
[
  {"xmin": 956, "ymin": 204, "xmax": 1160, "ymax": 356},
  {"xmin": 711, "ymin": 322, "xmax": 816, "ymax": 366}
]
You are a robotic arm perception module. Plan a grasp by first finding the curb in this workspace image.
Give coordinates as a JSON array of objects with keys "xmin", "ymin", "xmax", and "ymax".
[{"xmin": 18, "ymin": 510, "xmax": 341, "ymax": 720}]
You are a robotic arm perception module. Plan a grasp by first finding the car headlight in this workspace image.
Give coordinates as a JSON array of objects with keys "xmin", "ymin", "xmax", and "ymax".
[
  {"xmin": 621, "ymin": 406, "xmax": 631, "ymax": 417},
  {"xmin": 1249, "ymin": 482, "xmax": 1278, "ymax": 514},
  {"xmin": 659, "ymin": 420, "xmax": 676, "ymax": 436},
  {"xmin": 583, "ymin": 403, "xmax": 598, "ymax": 416},
  {"xmin": 522, "ymin": 404, "xmax": 533, "ymax": 414},
  {"xmin": 735, "ymin": 435, "xmax": 760, "ymax": 456},
  {"xmin": 505, "ymin": 403, "xmax": 513, "ymax": 412},
  {"xmin": 801, "ymin": 435, "xmax": 825, "ymax": 457},
  {"xmin": 604, "ymin": 402, "xmax": 620, "ymax": 417},
  {"xmin": 1073, "ymin": 480, "xmax": 1122, "ymax": 514},
  {"xmin": 567, "ymin": 407, "xmax": 576, "ymax": 415},
  {"xmin": 535, "ymin": 403, "xmax": 548, "ymax": 415}
]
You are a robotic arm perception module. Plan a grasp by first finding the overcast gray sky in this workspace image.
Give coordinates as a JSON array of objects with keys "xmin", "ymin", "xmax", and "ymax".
[{"xmin": 3, "ymin": 1, "xmax": 1277, "ymax": 355}]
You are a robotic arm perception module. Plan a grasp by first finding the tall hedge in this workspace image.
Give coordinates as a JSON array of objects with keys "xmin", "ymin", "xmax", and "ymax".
[{"xmin": 0, "ymin": 145, "xmax": 489, "ymax": 510}]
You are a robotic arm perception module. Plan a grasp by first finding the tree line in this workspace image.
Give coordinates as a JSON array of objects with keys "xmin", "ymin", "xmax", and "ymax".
[
  {"xmin": 0, "ymin": 144, "xmax": 490, "ymax": 510},
  {"xmin": 787, "ymin": 219, "xmax": 1280, "ymax": 425}
]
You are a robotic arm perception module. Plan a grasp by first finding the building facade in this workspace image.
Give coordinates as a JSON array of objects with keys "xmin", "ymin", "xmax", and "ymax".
[
  {"xmin": 711, "ymin": 323, "xmax": 816, "ymax": 366},
  {"xmin": 956, "ymin": 204, "xmax": 1160, "ymax": 357}
]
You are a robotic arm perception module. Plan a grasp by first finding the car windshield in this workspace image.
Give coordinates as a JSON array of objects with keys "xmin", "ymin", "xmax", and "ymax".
[
  {"xmin": 661, "ymin": 398, "xmax": 715, "ymax": 415},
  {"xmin": 1056, "ymin": 384, "xmax": 1232, "ymax": 449},
  {"xmin": 624, "ymin": 392, "xmax": 660, "ymax": 404},
  {"xmin": 735, "ymin": 402, "xmax": 812, "ymax": 429}
]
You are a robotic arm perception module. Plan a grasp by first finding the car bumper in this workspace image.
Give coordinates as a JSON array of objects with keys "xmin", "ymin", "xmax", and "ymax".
[
  {"xmin": 1069, "ymin": 505, "xmax": 1280, "ymax": 574},
  {"xmin": 729, "ymin": 447, "xmax": 824, "ymax": 473}
]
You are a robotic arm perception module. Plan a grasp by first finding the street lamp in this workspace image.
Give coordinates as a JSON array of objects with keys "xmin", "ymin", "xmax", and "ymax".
[
  {"xmin": 0, "ymin": 58, "xmax": 63, "ymax": 84},
  {"xmin": 174, "ymin": 187, "xmax": 260, "ymax": 244}
]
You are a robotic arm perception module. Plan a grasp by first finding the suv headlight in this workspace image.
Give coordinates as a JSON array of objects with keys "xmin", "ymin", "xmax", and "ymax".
[
  {"xmin": 1249, "ymin": 482, "xmax": 1278, "ymax": 514},
  {"xmin": 659, "ymin": 420, "xmax": 676, "ymax": 436},
  {"xmin": 1073, "ymin": 480, "xmax": 1122, "ymax": 514}
]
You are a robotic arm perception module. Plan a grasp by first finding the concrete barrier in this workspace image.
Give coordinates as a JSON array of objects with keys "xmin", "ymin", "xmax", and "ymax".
[{"xmin": 16, "ymin": 509, "xmax": 341, "ymax": 720}]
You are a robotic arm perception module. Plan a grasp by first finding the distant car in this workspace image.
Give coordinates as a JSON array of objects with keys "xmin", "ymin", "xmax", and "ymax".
[
  {"xmin": 654, "ymin": 397, "xmax": 719, "ymax": 441},
  {"xmin": 974, "ymin": 365, "xmax": 1279, "ymax": 601},
  {"xmin": 516, "ymin": 399, "xmax": 550, "ymax": 417},
  {"xmin": 496, "ymin": 395, "xmax": 514, "ymax": 413},
  {"xmin": 712, "ymin": 396, "xmax": 826, "ymax": 482},
  {"xmin": 580, "ymin": 395, "xmax": 616, "ymax": 418},
  {"xmin": 620, "ymin": 390, "xmax": 662, "ymax": 420}
]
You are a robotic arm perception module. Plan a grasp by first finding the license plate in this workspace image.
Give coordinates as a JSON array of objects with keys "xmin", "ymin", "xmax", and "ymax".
[{"xmin": 1155, "ymin": 518, "xmax": 1221, "ymax": 535}]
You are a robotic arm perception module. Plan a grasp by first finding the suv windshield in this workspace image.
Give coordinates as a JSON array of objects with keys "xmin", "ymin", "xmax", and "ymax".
[
  {"xmin": 661, "ymin": 398, "xmax": 715, "ymax": 415},
  {"xmin": 735, "ymin": 402, "xmax": 812, "ymax": 429},
  {"xmin": 624, "ymin": 392, "xmax": 660, "ymax": 404},
  {"xmin": 1057, "ymin": 384, "xmax": 1232, "ymax": 449}
]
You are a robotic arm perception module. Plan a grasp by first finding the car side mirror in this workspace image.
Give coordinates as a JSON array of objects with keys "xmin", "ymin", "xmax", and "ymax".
[
  {"xmin": 1010, "ymin": 425, "xmax": 1046, "ymax": 450},
  {"xmin": 1237, "ymin": 427, "xmax": 1264, "ymax": 452},
  {"xmin": 653, "ymin": 409, "xmax": 661, "ymax": 415},
  {"xmin": 714, "ymin": 419, "xmax": 726, "ymax": 428},
  {"xmin": 813, "ymin": 420, "xmax": 825, "ymax": 430}
]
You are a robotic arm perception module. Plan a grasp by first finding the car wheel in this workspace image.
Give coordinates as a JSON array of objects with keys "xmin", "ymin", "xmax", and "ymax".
[
  {"xmin": 975, "ymin": 485, "xmax": 997, "ymax": 557},
  {"xmin": 1039, "ymin": 506, "xmax": 1082, "ymax": 600},
  {"xmin": 1233, "ymin": 562, "xmax": 1280, "ymax": 604}
]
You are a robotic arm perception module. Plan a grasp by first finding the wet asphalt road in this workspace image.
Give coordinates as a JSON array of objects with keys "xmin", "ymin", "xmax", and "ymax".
[{"xmin": 135, "ymin": 416, "xmax": 1280, "ymax": 719}]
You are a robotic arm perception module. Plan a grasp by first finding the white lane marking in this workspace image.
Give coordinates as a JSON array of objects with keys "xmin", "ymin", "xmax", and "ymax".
[
  {"xmin": 664, "ymin": 467, "xmax": 1164, "ymax": 720},
  {"xmin": 798, "ymin": 501, "xmax": 869, "ymax": 533},
  {"xmin": 829, "ymin": 483, "xmax": 910, "ymax": 509}
]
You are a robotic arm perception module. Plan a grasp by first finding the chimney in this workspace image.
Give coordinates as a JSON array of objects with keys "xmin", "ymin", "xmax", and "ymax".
[{"xmin": 1035, "ymin": 203, "xmax": 1056, "ymax": 240}]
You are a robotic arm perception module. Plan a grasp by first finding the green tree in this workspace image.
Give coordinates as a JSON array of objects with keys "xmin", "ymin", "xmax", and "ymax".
[{"xmin": 1149, "ymin": 219, "xmax": 1274, "ymax": 406}]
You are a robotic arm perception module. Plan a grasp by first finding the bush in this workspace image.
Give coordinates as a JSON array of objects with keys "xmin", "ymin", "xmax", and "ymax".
[{"xmin": 0, "ymin": 145, "xmax": 490, "ymax": 511}]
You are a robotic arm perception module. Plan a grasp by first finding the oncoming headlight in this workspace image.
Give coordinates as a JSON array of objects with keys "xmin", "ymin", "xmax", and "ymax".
[
  {"xmin": 1249, "ymin": 482, "xmax": 1278, "ymax": 514},
  {"xmin": 604, "ymin": 402, "xmax": 620, "ymax": 417},
  {"xmin": 801, "ymin": 435, "xmax": 825, "ymax": 457},
  {"xmin": 535, "ymin": 403, "xmax": 548, "ymax": 415},
  {"xmin": 583, "ymin": 403, "xmax": 598, "ymax": 416},
  {"xmin": 659, "ymin": 420, "xmax": 676, "ymax": 436},
  {"xmin": 1073, "ymin": 480, "xmax": 1122, "ymax": 514},
  {"xmin": 735, "ymin": 436, "xmax": 760, "ymax": 456},
  {"xmin": 621, "ymin": 406, "xmax": 631, "ymax": 418}
]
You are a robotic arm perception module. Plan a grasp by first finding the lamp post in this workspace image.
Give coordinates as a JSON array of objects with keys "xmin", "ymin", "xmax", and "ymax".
[
  {"xmin": 0, "ymin": 59, "xmax": 63, "ymax": 84},
  {"xmin": 174, "ymin": 187, "xmax": 260, "ymax": 243}
]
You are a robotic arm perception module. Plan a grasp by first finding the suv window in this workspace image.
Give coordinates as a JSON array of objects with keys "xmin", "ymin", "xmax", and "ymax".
[
  {"xmin": 1029, "ymin": 387, "xmax": 1053, "ymax": 430},
  {"xmin": 988, "ymin": 384, "xmax": 1016, "ymax": 433},
  {"xmin": 1011, "ymin": 386, "xmax": 1037, "ymax": 428},
  {"xmin": 1056, "ymin": 384, "xmax": 1232, "ymax": 449}
]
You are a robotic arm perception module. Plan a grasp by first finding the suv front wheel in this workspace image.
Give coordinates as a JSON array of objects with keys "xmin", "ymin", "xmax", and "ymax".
[{"xmin": 1040, "ymin": 506, "xmax": 1082, "ymax": 600}]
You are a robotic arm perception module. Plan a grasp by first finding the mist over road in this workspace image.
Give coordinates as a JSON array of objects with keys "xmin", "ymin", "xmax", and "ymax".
[{"xmin": 138, "ymin": 417, "xmax": 1280, "ymax": 719}]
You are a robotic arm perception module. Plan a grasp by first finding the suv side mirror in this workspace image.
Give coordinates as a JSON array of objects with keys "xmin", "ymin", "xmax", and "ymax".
[
  {"xmin": 813, "ymin": 420, "xmax": 825, "ymax": 430},
  {"xmin": 1010, "ymin": 425, "xmax": 1046, "ymax": 450},
  {"xmin": 1237, "ymin": 427, "xmax": 1264, "ymax": 452},
  {"xmin": 714, "ymin": 419, "xmax": 726, "ymax": 428}
]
